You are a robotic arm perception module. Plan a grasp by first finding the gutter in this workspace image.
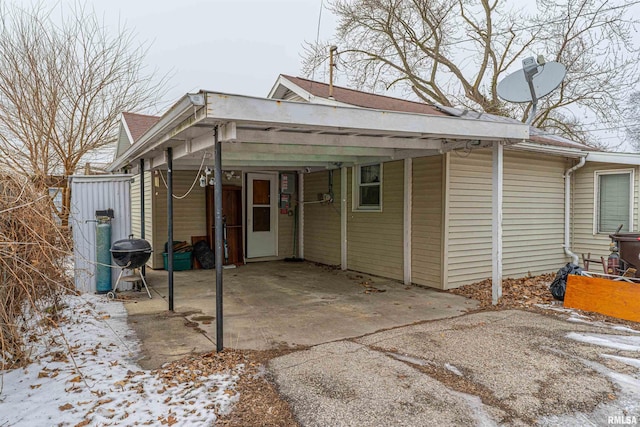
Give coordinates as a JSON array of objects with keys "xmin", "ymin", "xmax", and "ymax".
[
  {"xmin": 564, "ymin": 156, "xmax": 587, "ymax": 264},
  {"xmin": 509, "ymin": 141, "xmax": 587, "ymax": 158}
]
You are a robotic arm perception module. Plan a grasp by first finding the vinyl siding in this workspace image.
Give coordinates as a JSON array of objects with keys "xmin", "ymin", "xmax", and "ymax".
[
  {"xmin": 131, "ymin": 172, "xmax": 154, "ymax": 267},
  {"xmin": 446, "ymin": 150, "xmax": 492, "ymax": 288},
  {"xmin": 151, "ymin": 170, "xmax": 206, "ymax": 268},
  {"xmin": 572, "ymin": 162, "xmax": 639, "ymax": 264},
  {"xmin": 303, "ymin": 170, "xmax": 341, "ymax": 265},
  {"xmin": 411, "ymin": 156, "xmax": 443, "ymax": 288},
  {"xmin": 502, "ymin": 151, "xmax": 568, "ymax": 276},
  {"xmin": 278, "ymin": 209, "xmax": 295, "ymax": 258},
  {"xmin": 446, "ymin": 149, "xmax": 569, "ymax": 289},
  {"xmin": 131, "ymin": 174, "xmax": 141, "ymax": 238},
  {"xmin": 347, "ymin": 161, "xmax": 404, "ymax": 280}
]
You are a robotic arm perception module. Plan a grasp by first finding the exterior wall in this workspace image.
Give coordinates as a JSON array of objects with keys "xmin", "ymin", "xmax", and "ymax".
[
  {"xmin": 131, "ymin": 172, "xmax": 153, "ymax": 266},
  {"xmin": 445, "ymin": 149, "xmax": 569, "ymax": 289},
  {"xmin": 572, "ymin": 162, "xmax": 640, "ymax": 264},
  {"xmin": 411, "ymin": 155, "xmax": 443, "ymax": 288},
  {"xmin": 502, "ymin": 151, "xmax": 568, "ymax": 276},
  {"xmin": 278, "ymin": 208, "xmax": 295, "ymax": 258},
  {"xmin": 151, "ymin": 170, "xmax": 207, "ymax": 268},
  {"xmin": 303, "ymin": 170, "xmax": 341, "ymax": 265},
  {"xmin": 347, "ymin": 160, "xmax": 404, "ymax": 280},
  {"xmin": 445, "ymin": 150, "xmax": 493, "ymax": 289}
]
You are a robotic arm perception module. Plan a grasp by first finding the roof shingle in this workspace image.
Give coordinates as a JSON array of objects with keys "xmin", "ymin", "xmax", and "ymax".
[
  {"xmin": 122, "ymin": 112, "xmax": 160, "ymax": 143},
  {"xmin": 281, "ymin": 75, "xmax": 446, "ymax": 116}
]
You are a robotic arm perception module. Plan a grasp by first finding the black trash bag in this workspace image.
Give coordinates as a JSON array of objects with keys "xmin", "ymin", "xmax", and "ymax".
[
  {"xmin": 550, "ymin": 262, "xmax": 583, "ymax": 301},
  {"xmin": 193, "ymin": 240, "xmax": 215, "ymax": 269}
]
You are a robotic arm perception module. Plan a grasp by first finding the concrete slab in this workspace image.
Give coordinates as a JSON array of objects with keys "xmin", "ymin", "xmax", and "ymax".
[
  {"xmin": 122, "ymin": 261, "xmax": 476, "ymax": 367},
  {"xmin": 270, "ymin": 310, "xmax": 640, "ymax": 426}
]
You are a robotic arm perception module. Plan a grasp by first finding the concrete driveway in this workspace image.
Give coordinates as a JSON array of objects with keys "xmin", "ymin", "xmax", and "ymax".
[
  {"xmin": 269, "ymin": 309, "xmax": 640, "ymax": 426},
  {"xmin": 123, "ymin": 261, "xmax": 476, "ymax": 368}
]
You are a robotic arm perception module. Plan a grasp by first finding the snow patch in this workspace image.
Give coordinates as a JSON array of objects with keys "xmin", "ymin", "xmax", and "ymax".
[
  {"xmin": 601, "ymin": 354, "xmax": 640, "ymax": 370},
  {"xmin": 386, "ymin": 352, "xmax": 431, "ymax": 367},
  {"xmin": 445, "ymin": 363, "xmax": 463, "ymax": 376},
  {"xmin": 567, "ymin": 332, "xmax": 640, "ymax": 352},
  {"xmin": 0, "ymin": 294, "xmax": 241, "ymax": 426}
]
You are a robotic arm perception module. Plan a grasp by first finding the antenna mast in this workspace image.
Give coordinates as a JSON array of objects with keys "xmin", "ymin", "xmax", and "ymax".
[{"xmin": 329, "ymin": 45, "xmax": 338, "ymax": 99}]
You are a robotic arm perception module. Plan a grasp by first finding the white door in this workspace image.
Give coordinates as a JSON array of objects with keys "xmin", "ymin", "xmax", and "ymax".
[{"xmin": 247, "ymin": 173, "xmax": 277, "ymax": 258}]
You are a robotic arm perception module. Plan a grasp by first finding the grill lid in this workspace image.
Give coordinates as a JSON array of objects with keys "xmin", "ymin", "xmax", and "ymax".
[{"xmin": 111, "ymin": 236, "xmax": 152, "ymax": 268}]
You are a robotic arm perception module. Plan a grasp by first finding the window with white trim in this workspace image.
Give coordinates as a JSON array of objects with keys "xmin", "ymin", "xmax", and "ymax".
[
  {"xmin": 595, "ymin": 170, "xmax": 633, "ymax": 234},
  {"xmin": 354, "ymin": 163, "xmax": 382, "ymax": 211}
]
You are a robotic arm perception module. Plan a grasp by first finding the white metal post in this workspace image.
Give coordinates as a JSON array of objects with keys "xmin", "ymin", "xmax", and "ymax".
[
  {"xmin": 492, "ymin": 142, "xmax": 503, "ymax": 305},
  {"xmin": 341, "ymin": 166, "xmax": 347, "ymax": 270},
  {"xmin": 403, "ymin": 158, "xmax": 412, "ymax": 285}
]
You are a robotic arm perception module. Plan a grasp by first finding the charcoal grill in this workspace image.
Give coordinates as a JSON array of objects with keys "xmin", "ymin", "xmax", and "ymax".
[{"xmin": 109, "ymin": 236, "xmax": 153, "ymax": 298}]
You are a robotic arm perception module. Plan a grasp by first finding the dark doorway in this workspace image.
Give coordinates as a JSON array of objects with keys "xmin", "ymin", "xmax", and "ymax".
[{"xmin": 206, "ymin": 185, "xmax": 243, "ymax": 265}]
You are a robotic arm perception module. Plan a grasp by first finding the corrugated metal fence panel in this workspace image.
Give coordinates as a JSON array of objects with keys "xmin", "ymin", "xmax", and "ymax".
[{"xmin": 70, "ymin": 175, "xmax": 132, "ymax": 293}]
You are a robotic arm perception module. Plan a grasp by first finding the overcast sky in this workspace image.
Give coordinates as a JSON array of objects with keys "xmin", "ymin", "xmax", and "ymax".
[{"xmin": 90, "ymin": 0, "xmax": 336, "ymax": 110}]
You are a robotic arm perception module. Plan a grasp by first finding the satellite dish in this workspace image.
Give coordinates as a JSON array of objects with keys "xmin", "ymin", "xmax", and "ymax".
[{"xmin": 497, "ymin": 56, "xmax": 566, "ymax": 124}]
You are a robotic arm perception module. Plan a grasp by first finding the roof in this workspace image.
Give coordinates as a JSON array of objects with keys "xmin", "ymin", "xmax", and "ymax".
[
  {"xmin": 122, "ymin": 112, "xmax": 161, "ymax": 143},
  {"xmin": 435, "ymin": 105, "xmax": 596, "ymax": 152},
  {"xmin": 275, "ymin": 75, "xmax": 595, "ymax": 152},
  {"xmin": 278, "ymin": 75, "xmax": 446, "ymax": 116}
]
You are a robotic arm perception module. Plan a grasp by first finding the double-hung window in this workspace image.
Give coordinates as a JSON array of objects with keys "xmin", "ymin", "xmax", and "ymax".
[
  {"xmin": 594, "ymin": 170, "xmax": 634, "ymax": 234},
  {"xmin": 354, "ymin": 164, "xmax": 382, "ymax": 211}
]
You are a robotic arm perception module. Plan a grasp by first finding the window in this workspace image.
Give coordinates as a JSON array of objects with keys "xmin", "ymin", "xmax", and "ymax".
[
  {"xmin": 595, "ymin": 170, "xmax": 633, "ymax": 234},
  {"xmin": 354, "ymin": 163, "xmax": 382, "ymax": 211}
]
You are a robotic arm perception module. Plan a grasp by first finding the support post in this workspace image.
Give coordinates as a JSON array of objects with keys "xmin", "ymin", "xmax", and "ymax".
[
  {"xmin": 341, "ymin": 166, "xmax": 347, "ymax": 270},
  {"xmin": 403, "ymin": 158, "xmax": 412, "ymax": 285},
  {"xmin": 167, "ymin": 148, "xmax": 174, "ymax": 311},
  {"xmin": 492, "ymin": 142, "xmax": 503, "ymax": 305},
  {"xmin": 140, "ymin": 158, "xmax": 146, "ymax": 277},
  {"xmin": 298, "ymin": 172, "xmax": 304, "ymax": 259},
  {"xmin": 214, "ymin": 127, "xmax": 224, "ymax": 352}
]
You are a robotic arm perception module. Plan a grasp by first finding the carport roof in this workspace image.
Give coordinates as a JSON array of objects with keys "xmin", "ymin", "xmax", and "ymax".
[{"xmin": 109, "ymin": 90, "xmax": 530, "ymax": 172}]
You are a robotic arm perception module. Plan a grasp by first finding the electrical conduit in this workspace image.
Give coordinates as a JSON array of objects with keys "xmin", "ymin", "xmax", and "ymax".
[{"xmin": 564, "ymin": 156, "xmax": 587, "ymax": 264}]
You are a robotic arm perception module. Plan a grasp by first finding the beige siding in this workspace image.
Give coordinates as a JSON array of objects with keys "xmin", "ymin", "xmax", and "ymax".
[
  {"xmin": 446, "ymin": 149, "xmax": 569, "ymax": 289},
  {"xmin": 303, "ymin": 170, "xmax": 341, "ymax": 265},
  {"xmin": 151, "ymin": 170, "xmax": 206, "ymax": 268},
  {"xmin": 131, "ymin": 174, "xmax": 141, "ymax": 238},
  {"xmin": 347, "ymin": 161, "xmax": 404, "ymax": 280},
  {"xmin": 503, "ymin": 152, "xmax": 568, "ymax": 276},
  {"xmin": 131, "ymin": 172, "xmax": 154, "ymax": 267},
  {"xmin": 411, "ymin": 156, "xmax": 443, "ymax": 288},
  {"xmin": 130, "ymin": 172, "xmax": 153, "ymax": 239},
  {"xmin": 278, "ymin": 209, "xmax": 295, "ymax": 258},
  {"xmin": 446, "ymin": 150, "xmax": 493, "ymax": 288},
  {"xmin": 572, "ymin": 162, "xmax": 639, "ymax": 264}
]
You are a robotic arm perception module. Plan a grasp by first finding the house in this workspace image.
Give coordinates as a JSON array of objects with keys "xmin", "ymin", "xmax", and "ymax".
[{"xmin": 108, "ymin": 75, "xmax": 640, "ymax": 296}]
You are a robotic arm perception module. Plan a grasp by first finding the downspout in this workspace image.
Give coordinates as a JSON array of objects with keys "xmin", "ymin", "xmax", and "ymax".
[{"xmin": 564, "ymin": 156, "xmax": 586, "ymax": 264}]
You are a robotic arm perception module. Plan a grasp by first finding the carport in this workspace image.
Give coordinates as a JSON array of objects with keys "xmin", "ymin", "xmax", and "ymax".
[
  {"xmin": 124, "ymin": 260, "xmax": 478, "ymax": 367},
  {"xmin": 109, "ymin": 91, "xmax": 529, "ymax": 351}
]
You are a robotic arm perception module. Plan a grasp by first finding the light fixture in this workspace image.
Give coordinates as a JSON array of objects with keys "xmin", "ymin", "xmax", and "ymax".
[
  {"xmin": 209, "ymin": 177, "xmax": 215, "ymax": 186},
  {"xmin": 199, "ymin": 175, "xmax": 206, "ymax": 187},
  {"xmin": 204, "ymin": 166, "xmax": 212, "ymax": 176},
  {"xmin": 187, "ymin": 93, "xmax": 205, "ymax": 106}
]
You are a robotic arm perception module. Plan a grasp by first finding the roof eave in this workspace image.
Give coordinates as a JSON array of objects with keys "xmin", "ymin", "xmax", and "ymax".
[{"xmin": 108, "ymin": 95, "xmax": 202, "ymax": 172}]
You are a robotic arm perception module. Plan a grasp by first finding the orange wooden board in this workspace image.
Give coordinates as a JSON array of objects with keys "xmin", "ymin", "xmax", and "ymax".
[{"xmin": 564, "ymin": 275, "xmax": 640, "ymax": 322}]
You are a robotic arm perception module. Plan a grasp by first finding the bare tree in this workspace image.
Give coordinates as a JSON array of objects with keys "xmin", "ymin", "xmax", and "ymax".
[
  {"xmin": 625, "ymin": 91, "xmax": 640, "ymax": 151},
  {"xmin": 0, "ymin": 3, "xmax": 166, "ymax": 225},
  {"xmin": 303, "ymin": 0, "xmax": 640, "ymax": 148}
]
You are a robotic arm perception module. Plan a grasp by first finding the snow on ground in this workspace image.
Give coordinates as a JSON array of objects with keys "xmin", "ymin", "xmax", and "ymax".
[
  {"xmin": 539, "ymin": 321, "xmax": 640, "ymax": 426},
  {"xmin": 0, "ymin": 294, "xmax": 241, "ymax": 426}
]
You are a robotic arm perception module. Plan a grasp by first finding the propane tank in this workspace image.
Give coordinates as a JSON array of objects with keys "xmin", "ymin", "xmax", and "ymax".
[
  {"xmin": 607, "ymin": 242, "xmax": 620, "ymax": 275},
  {"xmin": 95, "ymin": 215, "xmax": 112, "ymax": 294}
]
